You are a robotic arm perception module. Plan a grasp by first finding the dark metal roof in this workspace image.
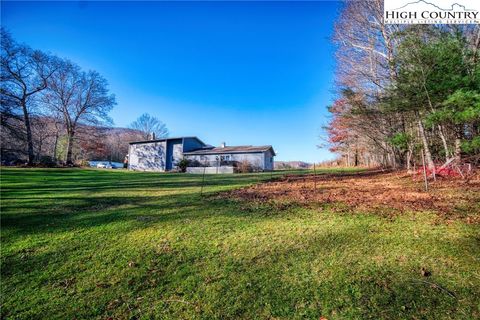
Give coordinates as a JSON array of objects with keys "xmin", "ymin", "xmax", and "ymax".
[
  {"xmin": 129, "ymin": 136, "xmax": 206, "ymax": 145},
  {"xmin": 184, "ymin": 145, "xmax": 276, "ymax": 156}
]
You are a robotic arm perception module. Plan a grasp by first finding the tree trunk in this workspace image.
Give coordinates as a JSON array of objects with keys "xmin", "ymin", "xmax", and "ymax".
[
  {"xmin": 37, "ymin": 141, "xmax": 42, "ymax": 161},
  {"xmin": 416, "ymin": 114, "xmax": 435, "ymax": 170},
  {"xmin": 454, "ymin": 138, "xmax": 461, "ymax": 161},
  {"xmin": 406, "ymin": 149, "xmax": 412, "ymax": 172},
  {"xmin": 391, "ymin": 148, "xmax": 397, "ymax": 169},
  {"xmin": 66, "ymin": 130, "xmax": 75, "ymax": 165},
  {"xmin": 424, "ymin": 80, "xmax": 450, "ymax": 160},
  {"xmin": 53, "ymin": 133, "xmax": 58, "ymax": 161},
  {"xmin": 454, "ymin": 128, "xmax": 462, "ymax": 161},
  {"xmin": 21, "ymin": 100, "xmax": 35, "ymax": 165},
  {"xmin": 438, "ymin": 125, "xmax": 450, "ymax": 160}
]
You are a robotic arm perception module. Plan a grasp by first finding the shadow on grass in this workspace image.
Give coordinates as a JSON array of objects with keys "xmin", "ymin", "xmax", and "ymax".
[
  {"xmin": 0, "ymin": 168, "xmax": 281, "ymax": 247},
  {"xmin": 0, "ymin": 168, "xmax": 275, "ymax": 198},
  {"xmin": 2, "ymin": 168, "xmax": 479, "ymax": 319},
  {"xmin": 2, "ymin": 201, "xmax": 479, "ymax": 318},
  {"xmin": 1, "ymin": 192, "xmax": 244, "ymax": 279},
  {"xmin": 168, "ymin": 224, "xmax": 477, "ymax": 319},
  {"xmin": 1, "ymin": 192, "xmax": 235, "ymax": 237}
]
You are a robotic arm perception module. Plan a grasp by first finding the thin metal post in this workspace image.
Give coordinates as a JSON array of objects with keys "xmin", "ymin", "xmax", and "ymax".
[{"xmin": 200, "ymin": 164, "xmax": 206, "ymax": 195}]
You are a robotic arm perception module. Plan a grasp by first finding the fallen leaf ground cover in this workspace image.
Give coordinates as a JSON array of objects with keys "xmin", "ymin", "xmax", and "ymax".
[
  {"xmin": 226, "ymin": 170, "xmax": 480, "ymax": 223},
  {"xmin": 1, "ymin": 168, "xmax": 479, "ymax": 319}
]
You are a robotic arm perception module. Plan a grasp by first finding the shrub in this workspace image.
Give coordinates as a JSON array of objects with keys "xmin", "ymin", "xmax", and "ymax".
[
  {"xmin": 235, "ymin": 160, "xmax": 253, "ymax": 173},
  {"xmin": 178, "ymin": 158, "xmax": 190, "ymax": 173},
  {"xmin": 76, "ymin": 159, "xmax": 90, "ymax": 167},
  {"xmin": 38, "ymin": 156, "xmax": 57, "ymax": 167}
]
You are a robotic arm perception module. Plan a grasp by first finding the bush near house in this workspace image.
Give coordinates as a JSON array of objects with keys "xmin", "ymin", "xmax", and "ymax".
[{"xmin": 177, "ymin": 158, "xmax": 190, "ymax": 173}]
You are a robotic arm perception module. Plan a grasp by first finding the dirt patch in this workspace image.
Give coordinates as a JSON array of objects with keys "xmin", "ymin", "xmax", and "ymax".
[{"xmin": 223, "ymin": 170, "xmax": 480, "ymax": 223}]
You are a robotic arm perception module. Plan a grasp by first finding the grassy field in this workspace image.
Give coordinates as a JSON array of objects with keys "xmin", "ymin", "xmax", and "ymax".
[{"xmin": 1, "ymin": 168, "xmax": 479, "ymax": 319}]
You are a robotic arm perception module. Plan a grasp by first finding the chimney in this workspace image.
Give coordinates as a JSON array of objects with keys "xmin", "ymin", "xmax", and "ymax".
[{"xmin": 220, "ymin": 142, "xmax": 226, "ymax": 148}]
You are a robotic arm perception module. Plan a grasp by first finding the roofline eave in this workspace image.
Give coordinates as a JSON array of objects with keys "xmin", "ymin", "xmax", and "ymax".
[
  {"xmin": 184, "ymin": 148, "xmax": 276, "ymax": 156},
  {"xmin": 129, "ymin": 136, "xmax": 206, "ymax": 145}
]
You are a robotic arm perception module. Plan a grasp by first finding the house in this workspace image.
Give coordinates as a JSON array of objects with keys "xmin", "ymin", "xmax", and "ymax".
[
  {"xmin": 128, "ymin": 137, "xmax": 205, "ymax": 172},
  {"xmin": 183, "ymin": 143, "xmax": 275, "ymax": 173},
  {"xmin": 128, "ymin": 137, "xmax": 275, "ymax": 172}
]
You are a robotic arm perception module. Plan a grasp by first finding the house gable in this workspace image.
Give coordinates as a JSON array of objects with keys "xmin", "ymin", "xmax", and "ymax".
[{"xmin": 182, "ymin": 137, "xmax": 208, "ymax": 153}]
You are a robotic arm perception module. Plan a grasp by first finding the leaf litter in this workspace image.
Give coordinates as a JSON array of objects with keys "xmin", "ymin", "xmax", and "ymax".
[{"xmin": 222, "ymin": 170, "xmax": 480, "ymax": 223}]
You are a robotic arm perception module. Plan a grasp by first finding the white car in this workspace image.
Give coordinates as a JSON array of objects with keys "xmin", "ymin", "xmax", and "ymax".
[{"xmin": 96, "ymin": 162, "xmax": 113, "ymax": 169}]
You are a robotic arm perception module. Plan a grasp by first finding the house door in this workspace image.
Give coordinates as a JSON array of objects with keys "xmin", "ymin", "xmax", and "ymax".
[
  {"xmin": 166, "ymin": 140, "xmax": 182, "ymax": 171},
  {"xmin": 166, "ymin": 142, "xmax": 174, "ymax": 170}
]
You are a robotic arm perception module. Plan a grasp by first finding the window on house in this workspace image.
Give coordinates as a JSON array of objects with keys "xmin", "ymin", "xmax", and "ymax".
[{"xmin": 220, "ymin": 155, "xmax": 230, "ymax": 161}]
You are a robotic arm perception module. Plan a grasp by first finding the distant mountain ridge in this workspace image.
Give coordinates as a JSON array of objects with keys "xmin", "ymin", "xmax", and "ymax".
[
  {"xmin": 393, "ymin": 0, "xmax": 476, "ymax": 11},
  {"xmin": 275, "ymin": 161, "xmax": 311, "ymax": 170}
]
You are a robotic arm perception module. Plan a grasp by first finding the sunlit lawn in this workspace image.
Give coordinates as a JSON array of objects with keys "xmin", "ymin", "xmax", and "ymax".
[{"xmin": 1, "ymin": 168, "xmax": 479, "ymax": 319}]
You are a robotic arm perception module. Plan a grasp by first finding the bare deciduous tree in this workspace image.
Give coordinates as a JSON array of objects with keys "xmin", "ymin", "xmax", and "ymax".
[
  {"xmin": 327, "ymin": 3, "xmax": 480, "ymax": 170},
  {"xmin": 129, "ymin": 113, "xmax": 168, "ymax": 140},
  {"xmin": 43, "ymin": 59, "xmax": 116, "ymax": 164},
  {"xmin": 1, "ymin": 28, "xmax": 57, "ymax": 164}
]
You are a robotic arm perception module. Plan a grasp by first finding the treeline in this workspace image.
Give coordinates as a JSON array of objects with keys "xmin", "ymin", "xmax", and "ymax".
[
  {"xmin": 1, "ymin": 114, "xmax": 143, "ymax": 165},
  {"xmin": 1, "ymin": 29, "xmax": 145, "ymax": 165},
  {"xmin": 326, "ymin": 1, "xmax": 480, "ymax": 170}
]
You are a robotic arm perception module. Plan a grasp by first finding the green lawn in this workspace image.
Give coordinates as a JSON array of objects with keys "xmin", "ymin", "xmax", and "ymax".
[{"xmin": 1, "ymin": 168, "xmax": 479, "ymax": 319}]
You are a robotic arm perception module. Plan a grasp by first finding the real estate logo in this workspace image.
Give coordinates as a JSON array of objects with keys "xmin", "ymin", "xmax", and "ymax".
[{"xmin": 384, "ymin": 0, "xmax": 480, "ymax": 24}]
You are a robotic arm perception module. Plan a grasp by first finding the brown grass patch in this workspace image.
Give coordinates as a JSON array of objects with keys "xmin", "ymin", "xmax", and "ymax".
[{"xmin": 223, "ymin": 170, "xmax": 480, "ymax": 223}]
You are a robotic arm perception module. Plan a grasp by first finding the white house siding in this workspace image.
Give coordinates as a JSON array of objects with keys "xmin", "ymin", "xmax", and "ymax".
[
  {"xmin": 186, "ymin": 166, "xmax": 234, "ymax": 174},
  {"xmin": 172, "ymin": 142, "xmax": 183, "ymax": 169},
  {"xmin": 128, "ymin": 141, "xmax": 167, "ymax": 171},
  {"xmin": 183, "ymin": 154, "xmax": 213, "ymax": 164},
  {"xmin": 263, "ymin": 150, "xmax": 274, "ymax": 171},
  {"xmin": 185, "ymin": 152, "xmax": 271, "ymax": 171},
  {"xmin": 234, "ymin": 153, "xmax": 265, "ymax": 170},
  {"xmin": 128, "ymin": 137, "xmax": 274, "ymax": 173}
]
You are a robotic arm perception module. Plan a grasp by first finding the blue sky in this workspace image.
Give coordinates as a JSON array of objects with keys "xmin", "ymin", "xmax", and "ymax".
[{"xmin": 1, "ymin": 1, "xmax": 341, "ymax": 162}]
